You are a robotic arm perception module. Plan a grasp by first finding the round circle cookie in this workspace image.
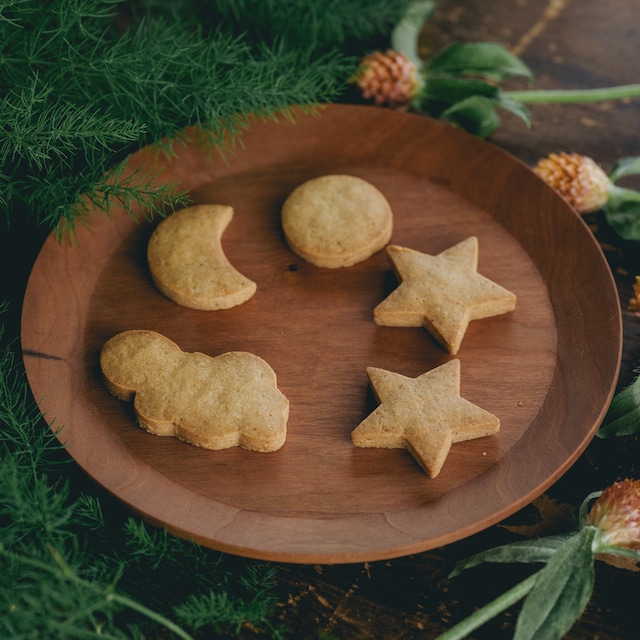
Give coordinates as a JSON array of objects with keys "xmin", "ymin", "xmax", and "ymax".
[{"xmin": 281, "ymin": 174, "xmax": 393, "ymax": 268}]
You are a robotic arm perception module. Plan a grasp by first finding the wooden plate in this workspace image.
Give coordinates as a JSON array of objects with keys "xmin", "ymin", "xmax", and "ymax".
[{"xmin": 21, "ymin": 104, "xmax": 621, "ymax": 563}]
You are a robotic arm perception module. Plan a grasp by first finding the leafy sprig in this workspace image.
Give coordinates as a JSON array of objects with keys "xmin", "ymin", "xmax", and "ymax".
[
  {"xmin": 0, "ymin": 305, "xmax": 284, "ymax": 638},
  {"xmin": 3, "ymin": 0, "xmax": 412, "ymax": 235},
  {"xmin": 408, "ymin": 42, "xmax": 533, "ymax": 137},
  {"xmin": 438, "ymin": 484, "xmax": 640, "ymax": 640},
  {"xmin": 409, "ymin": 41, "xmax": 640, "ymax": 138}
]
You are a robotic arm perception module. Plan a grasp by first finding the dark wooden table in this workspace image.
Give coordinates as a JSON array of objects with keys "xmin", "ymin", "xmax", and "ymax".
[{"xmin": 2, "ymin": 1, "xmax": 639, "ymax": 638}]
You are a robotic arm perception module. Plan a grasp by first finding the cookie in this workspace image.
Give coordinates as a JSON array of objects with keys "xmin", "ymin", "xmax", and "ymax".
[
  {"xmin": 147, "ymin": 204, "xmax": 256, "ymax": 310},
  {"xmin": 281, "ymin": 174, "xmax": 393, "ymax": 268},
  {"xmin": 351, "ymin": 359, "xmax": 500, "ymax": 477},
  {"xmin": 373, "ymin": 237, "xmax": 516, "ymax": 354},
  {"xmin": 100, "ymin": 330, "xmax": 289, "ymax": 452}
]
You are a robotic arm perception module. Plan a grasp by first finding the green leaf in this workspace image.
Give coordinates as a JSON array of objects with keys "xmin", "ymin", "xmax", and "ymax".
[
  {"xmin": 449, "ymin": 534, "xmax": 573, "ymax": 578},
  {"xmin": 441, "ymin": 97, "xmax": 501, "ymax": 137},
  {"xmin": 416, "ymin": 77, "xmax": 531, "ymax": 136},
  {"xmin": 443, "ymin": 93, "xmax": 531, "ymax": 137},
  {"xmin": 597, "ymin": 374, "xmax": 640, "ymax": 437},
  {"xmin": 420, "ymin": 76, "xmax": 500, "ymax": 102},
  {"xmin": 424, "ymin": 42, "xmax": 533, "ymax": 83},
  {"xmin": 597, "ymin": 405, "xmax": 640, "ymax": 437},
  {"xmin": 604, "ymin": 186, "xmax": 640, "ymax": 241},
  {"xmin": 513, "ymin": 528, "xmax": 596, "ymax": 640},
  {"xmin": 608, "ymin": 156, "xmax": 640, "ymax": 182}
]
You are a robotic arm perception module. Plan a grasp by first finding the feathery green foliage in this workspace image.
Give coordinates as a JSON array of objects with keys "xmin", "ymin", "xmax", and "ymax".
[
  {"xmin": 2, "ymin": 0, "xmax": 412, "ymax": 236},
  {"xmin": 0, "ymin": 304, "xmax": 284, "ymax": 638}
]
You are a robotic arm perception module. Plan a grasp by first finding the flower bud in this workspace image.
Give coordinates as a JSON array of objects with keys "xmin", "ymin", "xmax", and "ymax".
[
  {"xmin": 534, "ymin": 152, "xmax": 611, "ymax": 214},
  {"xmin": 587, "ymin": 479, "xmax": 640, "ymax": 551},
  {"xmin": 352, "ymin": 49, "xmax": 419, "ymax": 110},
  {"xmin": 629, "ymin": 276, "xmax": 640, "ymax": 313}
]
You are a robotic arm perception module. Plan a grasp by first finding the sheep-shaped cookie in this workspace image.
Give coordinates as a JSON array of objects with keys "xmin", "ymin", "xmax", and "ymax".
[{"xmin": 100, "ymin": 330, "xmax": 289, "ymax": 452}]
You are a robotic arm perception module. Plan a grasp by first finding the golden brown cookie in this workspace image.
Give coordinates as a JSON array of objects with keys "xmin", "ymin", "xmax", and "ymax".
[
  {"xmin": 373, "ymin": 237, "xmax": 516, "ymax": 354},
  {"xmin": 147, "ymin": 204, "xmax": 256, "ymax": 310},
  {"xmin": 281, "ymin": 174, "xmax": 393, "ymax": 268},
  {"xmin": 100, "ymin": 330, "xmax": 289, "ymax": 452},
  {"xmin": 351, "ymin": 359, "xmax": 500, "ymax": 477}
]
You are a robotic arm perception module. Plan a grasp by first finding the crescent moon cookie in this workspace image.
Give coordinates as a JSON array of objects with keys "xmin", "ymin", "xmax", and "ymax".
[
  {"xmin": 352, "ymin": 359, "xmax": 500, "ymax": 477},
  {"xmin": 147, "ymin": 204, "xmax": 256, "ymax": 310},
  {"xmin": 373, "ymin": 237, "xmax": 517, "ymax": 355},
  {"xmin": 100, "ymin": 330, "xmax": 289, "ymax": 452},
  {"xmin": 281, "ymin": 174, "xmax": 393, "ymax": 268}
]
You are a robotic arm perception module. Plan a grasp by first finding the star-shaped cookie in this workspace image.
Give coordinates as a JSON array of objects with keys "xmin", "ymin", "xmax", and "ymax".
[
  {"xmin": 373, "ymin": 237, "xmax": 516, "ymax": 355},
  {"xmin": 351, "ymin": 359, "xmax": 499, "ymax": 477}
]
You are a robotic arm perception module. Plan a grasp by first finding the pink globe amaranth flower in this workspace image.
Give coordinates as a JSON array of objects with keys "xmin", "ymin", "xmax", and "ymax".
[
  {"xmin": 352, "ymin": 49, "xmax": 419, "ymax": 110},
  {"xmin": 587, "ymin": 479, "xmax": 640, "ymax": 551},
  {"xmin": 533, "ymin": 152, "xmax": 611, "ymax": 214},
  {"xmin": 629, "ymin": 276, "xmax": 640, "ymax": 313}
]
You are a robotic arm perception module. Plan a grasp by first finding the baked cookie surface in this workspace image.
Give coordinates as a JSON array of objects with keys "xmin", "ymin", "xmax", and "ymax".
[
  {"xmin": 351, "ymin": 359, "xmax": 500, "ymax": 477},
  {"xmin": 373, "ymin": 237, "xmax": 516, "ymax": 354},
  {"xmin": 281, "ymin": 174, "xmax": 393, "ymax": 268},
  {"xmin": 147, "ymin": 204, "xmax": 256, "ymax": 310},
  {"xmin": 100, "ymin": 329, "xmax": 289, "ymax": 452}
]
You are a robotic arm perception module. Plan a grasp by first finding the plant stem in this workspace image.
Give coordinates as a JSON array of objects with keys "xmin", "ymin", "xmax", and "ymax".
[
  {"xmin": 507, "ymin": 84, "xmax": 640, "ymax": 104},
  {"xmin": 436, "ymin": 572, "xmax": 538, "ymax": 640},
  {"xmin": 391, "ymin": 0, "xmax": 437, "ymax": 68},
  {"xmin": 108, "ymin": 592, "xmax": 195, "ymax": 640},
  {"xmin": 0, "ymin": 543, "xmax": 195, "ymax": 640}
]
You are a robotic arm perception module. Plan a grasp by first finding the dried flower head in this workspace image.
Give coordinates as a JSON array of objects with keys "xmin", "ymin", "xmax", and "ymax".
[
  {"xmin": 352, "ymin": 49, "xmax": 419, "ymax": 110},
  {"xmin": 587, "ymin": 479, "xmax": 640, "ymax": 551},
  {"xmin": 534, "ymin": 152, "xmax": 611, "ymax": 214},
  {"xmin": 629, "ymin": 276, "xmax": 640, "ymax": 313}
]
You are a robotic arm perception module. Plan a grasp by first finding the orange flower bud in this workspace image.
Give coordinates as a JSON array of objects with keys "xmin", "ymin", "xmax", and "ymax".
[
  {"xmin": 352, "ymin": 49, "xmax": 419, "ymax": 110},
  {"xmin": 587, "ymin": 479, "xmax": 640, "ymax": 551},
  {"xmin": 629, "ymin": 276, "xmax": 640, "ymax": 313},
  {"xmin": 534, "ymin": 152, "xmax": 611, "ymax": 214}
]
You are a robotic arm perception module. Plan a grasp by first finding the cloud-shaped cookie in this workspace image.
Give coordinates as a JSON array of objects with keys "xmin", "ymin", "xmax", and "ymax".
[
  {"xmin": 147, "ymin": 204, "xmax": 256, "ymax": 310},
  {"xmin": 100, "ymin": 330, "xmax": 289, "ymax": 452}
]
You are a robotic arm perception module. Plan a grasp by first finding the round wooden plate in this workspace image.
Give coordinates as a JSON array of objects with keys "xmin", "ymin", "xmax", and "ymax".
[{"xmin": 21, "ymin": 104, "xmax": 621, "ymax": 563}]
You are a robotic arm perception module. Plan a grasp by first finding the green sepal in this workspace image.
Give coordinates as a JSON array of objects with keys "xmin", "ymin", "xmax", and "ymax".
[
  {"xmin": 595, "ymin": 545, "xmax": 640, "ymax": 562},
  {"xmin": 597, "ymin": 405, "xmax": 640, "ymax": 437},
  {"xmin": 578, "ymin": 491, "xmax": 602, "ymax": 527},
  {"xmin": 513, "ymin": 527, "xmax": 596, "ymax": 640},
  {"xmin": 449, "ymin": 534, "xmax": 573, "ymax": 578},
  {"xmin": 597, "ymin": 374, "xmax": 640, "ymax": 437},
  {"xmin": 608, "ymin": 156, "xmax": 640, "ymax": 182},
  {"xmin": 424, "ymin": 42, "xmax": 533, "ymax": 83}
]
